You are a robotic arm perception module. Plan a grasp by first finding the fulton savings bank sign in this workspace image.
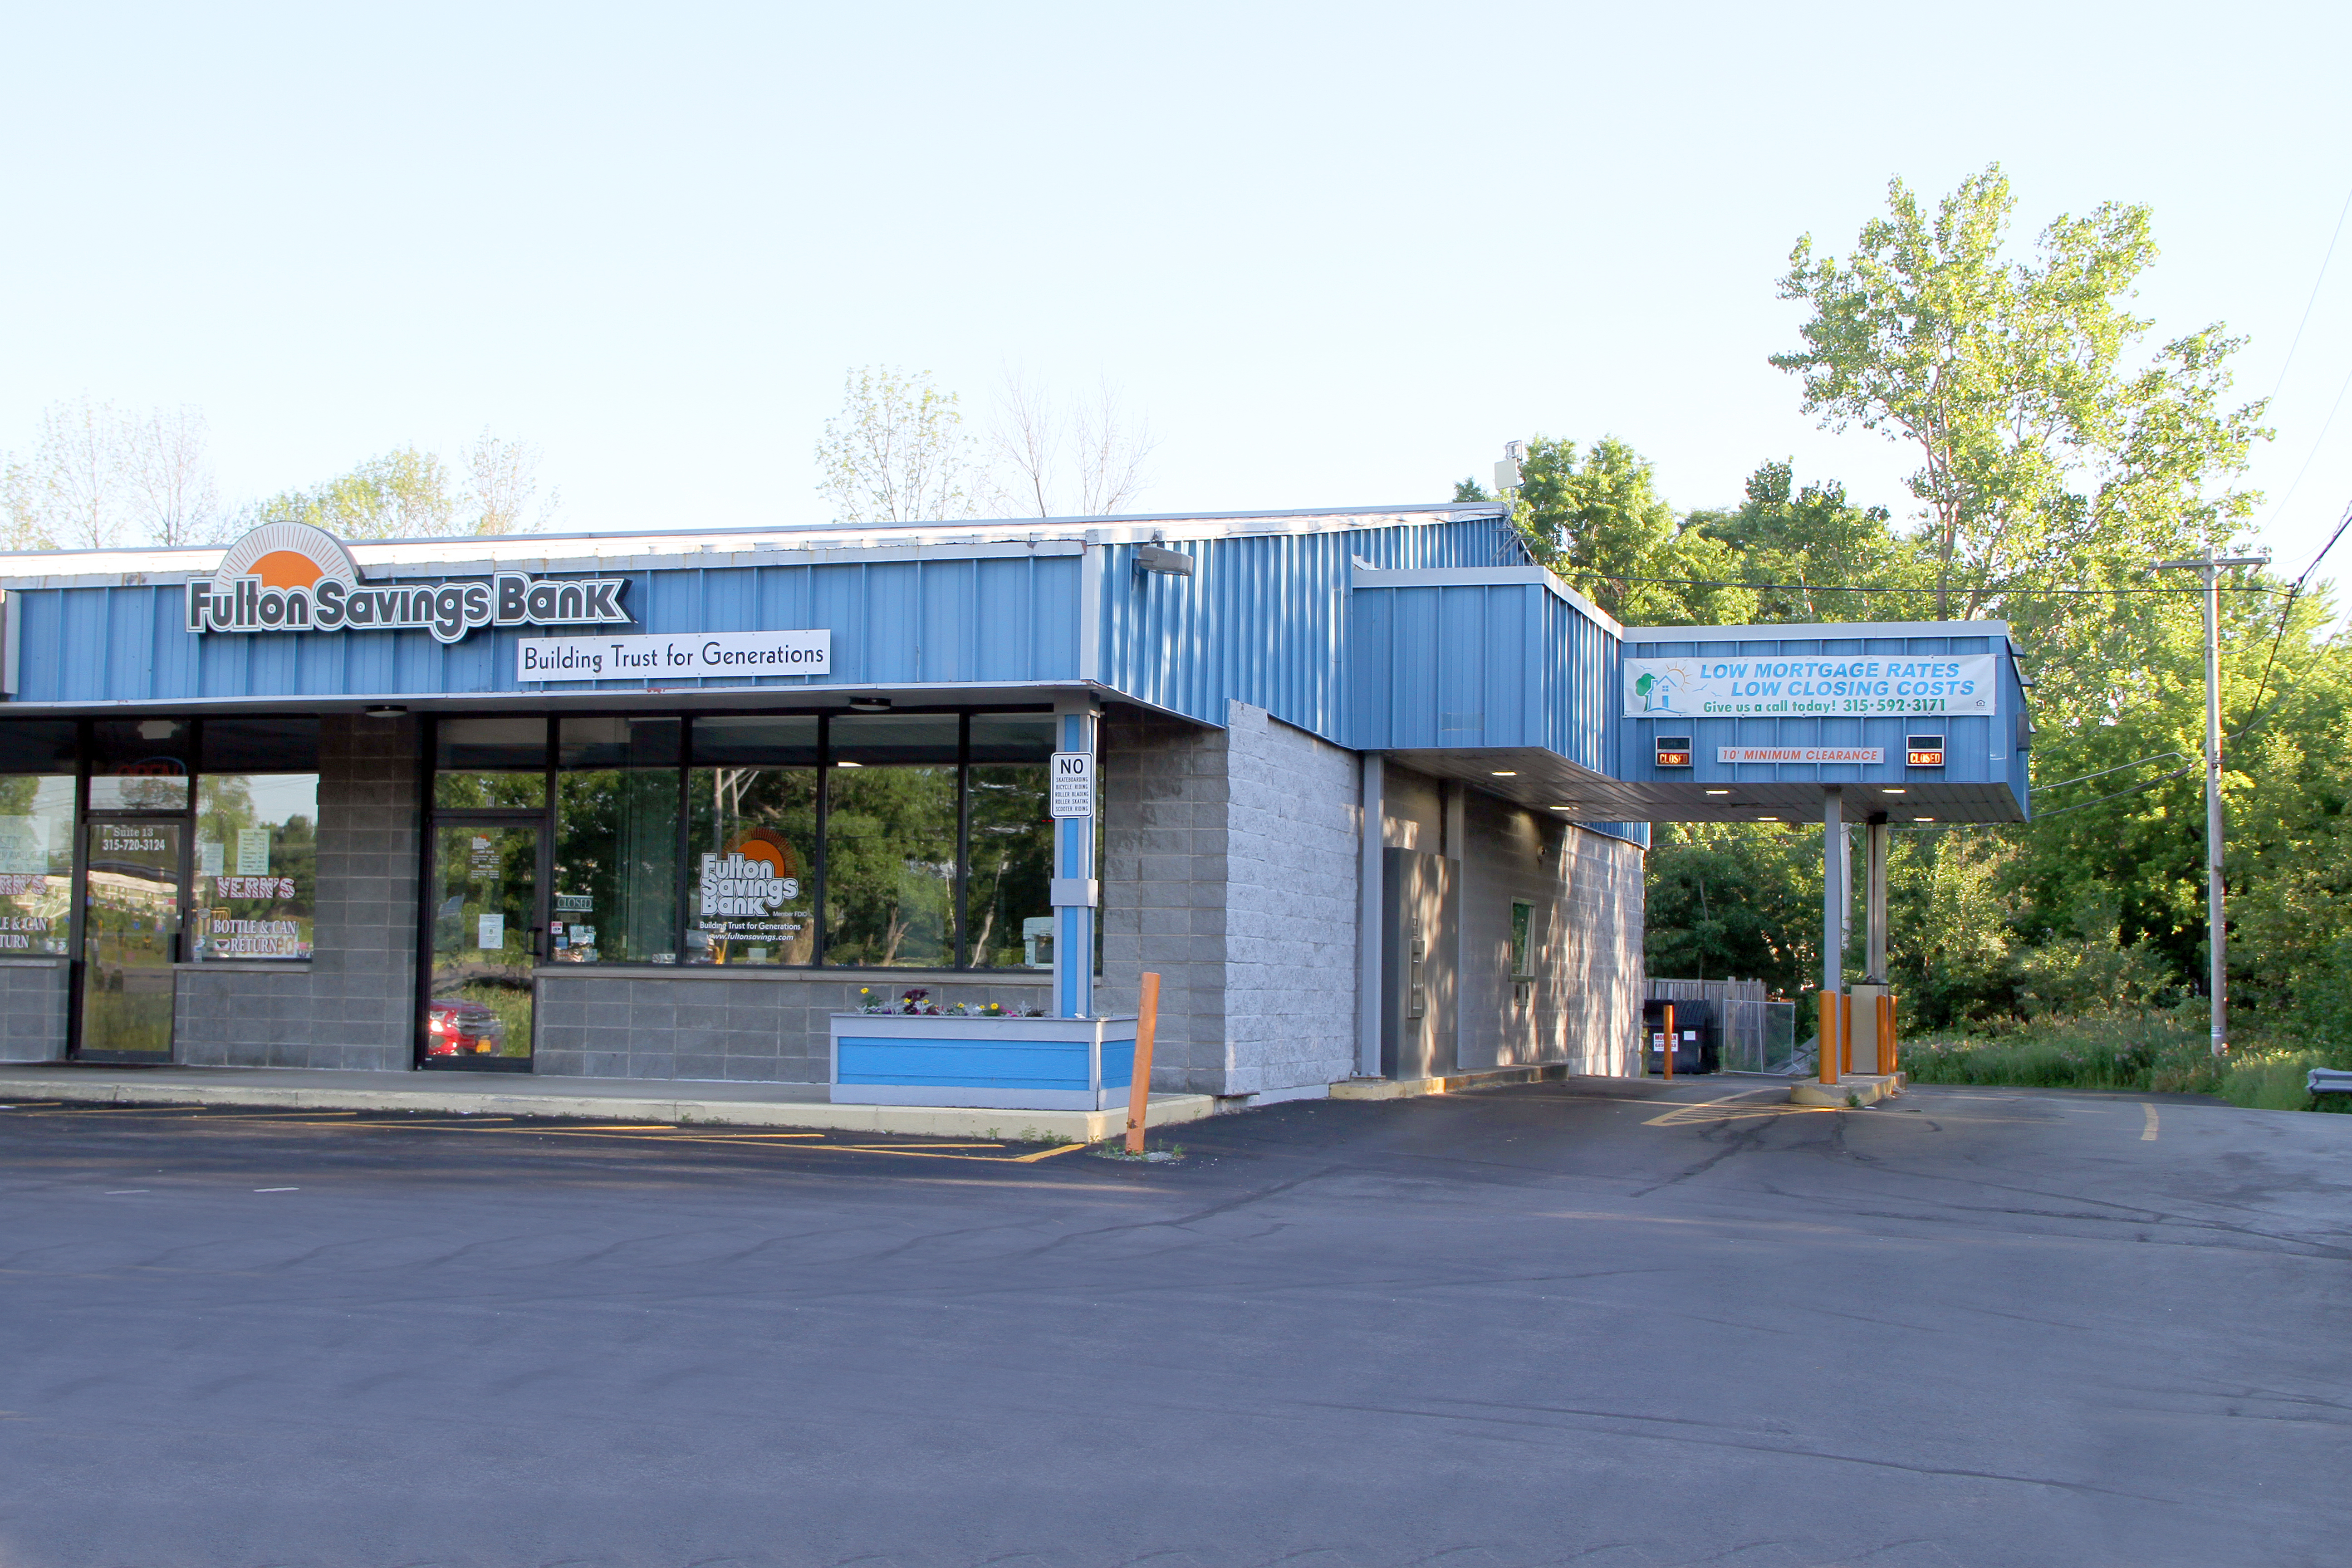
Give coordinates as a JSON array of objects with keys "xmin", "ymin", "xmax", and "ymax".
[{"xmin": 186, "ymin": 522, "xmax": 832, "ymax": 680}]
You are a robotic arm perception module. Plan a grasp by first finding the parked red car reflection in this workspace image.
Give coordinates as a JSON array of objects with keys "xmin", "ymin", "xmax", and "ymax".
[{"xmin": 423, "ymin": 998, "xmax": 507, "ymax": 1058}]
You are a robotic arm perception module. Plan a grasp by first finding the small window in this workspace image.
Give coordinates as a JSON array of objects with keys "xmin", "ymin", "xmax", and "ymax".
[
  {"xmin": 0, "ymin": 773, "xmax": 74, "ymax": 955},
  {"xmin": 194, "ymin": 772, "xmax": 318, "ymax": 960},
  {"xmin": 90, "ymin": 719, "xmax": 191, "ymax": 811},
  {"xmin": 202, "ymin": 718, "xmax": 320, "ymax": 774},
  {"xmin": 1509, "ymin": 900, "xmax": 1534, "ymax": 980},
  {"xmin": 436, "ymin": 717, "xmax": 547, "ymax": 808}
]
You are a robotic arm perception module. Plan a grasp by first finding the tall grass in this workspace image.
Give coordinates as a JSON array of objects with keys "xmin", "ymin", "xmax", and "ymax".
[{"xmin": 1900, "ymin": 1009, "xmax": 2352, "ymax": 1112}]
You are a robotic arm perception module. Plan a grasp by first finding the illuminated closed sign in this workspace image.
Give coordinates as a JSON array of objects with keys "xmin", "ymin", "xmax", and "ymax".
[
  {"xmin": 185, "ymin": 522, "xmax": 630, "ymax": 646},
  {"xmin": 1654, "ymin": 735, "xmax": 1693, "ymax": 768},
  {"xmin": 1906, "ymin": 734, "xmax": 1946, "ymax": 767}
]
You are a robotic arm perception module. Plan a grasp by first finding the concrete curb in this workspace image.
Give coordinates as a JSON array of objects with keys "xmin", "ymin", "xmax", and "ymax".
[
  {"xmin": 1329, "ymin": 1063, "xmax": 1577, "ymax": 1101},
  {"xmin": 0, "ymin": 1073, "xmax": 1217, "ymax": 1142}
]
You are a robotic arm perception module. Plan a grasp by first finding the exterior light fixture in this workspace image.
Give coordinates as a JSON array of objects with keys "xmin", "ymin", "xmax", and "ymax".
[
  {"xmin": 1491, "ymin": 770, "xmax": 1517, "ymax": 776},
  {"xmin": 1882, "ymin": 787, "xmax": 1906, "ymax": 795},
  {"xmin": 847, "ymin": 696, "xmax": 892, "ymax": 713},
  {"xmin": 363, "ymin": 704, "xmax": 406, "ymax": 719},
  {"xmin": 1704, "ymin": 789, "xmax": 1730, "ymax": 796},
  {"xmin": 834, "ymin": 760, "xmax": 864, "ymax": 769},
  {"xmin": 1912, "ymin": 816, "xmax": 1935, "ymax": 823},
  {"xmin": 1134, "ymin": 544, "xmax": 1194, "ymax": 576}
]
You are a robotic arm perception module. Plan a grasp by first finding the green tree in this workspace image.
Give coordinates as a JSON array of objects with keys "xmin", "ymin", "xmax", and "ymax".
[
  {"xmin": 1510, "ymin": 436, "xmax": 1755, "ymax": 626},
  {"xmin": 1774, "ymin": 164, "xmax": 2267, "ymax": 622},
  {"xmin": 246, "ymin": 432, "xmax": 547, "ymax": 540},
  {"xmin": 1685, "ymin": 461, "xmax": 1928, "ymax": 623},
  {"xmin": 816, "ymin": 367, "xmax": 976, "ymax": 523}
]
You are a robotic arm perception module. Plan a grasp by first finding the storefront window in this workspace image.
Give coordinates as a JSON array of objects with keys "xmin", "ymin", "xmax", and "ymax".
[
  {"xmin": 824, "ymin": 714, "xmax": 959, "ymax": 967},
  {"xmin": 421, "ymin": 707, "xmax": 1063, "ymax": 971},
  {"xmin": 0, "ymin": 723, "xmax": 77, "ymax": 957},
  {"xmin": 965, "ymin": 714, "xmax": 1054, "ymax": 967},
  {"xmin": 687, "ymin": 717, "xmax": 817, "ymax": 965},
  {"xmin": 193, "ymin": 773, "xmax": 318, "ymax": 960},
  {"xmin": 554, "ymin": 718, "xmax": 681, "ymax": 965},
  {"xmin": 435, "ymin": 717, "xmax": 547, "ymax": 808},
  {"xmin": 89, "ymin": 718, "xmax": 191, "ymax": 811}
]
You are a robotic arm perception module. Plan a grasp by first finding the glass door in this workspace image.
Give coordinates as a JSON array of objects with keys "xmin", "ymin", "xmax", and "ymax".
[
  {"xmin": 78, "ymin": 820, "xmax": 185, "ymax": 1061},
  {"xmin": 424, "ymin": 823, "xmax": 542, "ymax": 1071}
]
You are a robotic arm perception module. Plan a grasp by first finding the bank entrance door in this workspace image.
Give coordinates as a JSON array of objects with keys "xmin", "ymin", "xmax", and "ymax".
[
  {"xmin": 78, "ymin": 820, "xmax": 186, "ymax": 1062},
  {"xmin": 424, "ymin": 823, "xmax": 543, "ymax": 1071}
]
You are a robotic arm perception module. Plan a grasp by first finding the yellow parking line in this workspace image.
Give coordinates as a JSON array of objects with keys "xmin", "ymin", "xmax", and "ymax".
[
  {"xmin": 1642, "ymin": 1090, "xmax": 1804, "ymax": 1126},
  {"xmin": 1011, "ymin": 1141, "xmax": 1089, "ymax": 1162},
  {"xmin": 2141, "ymin": 1103, "xmax": 2160, "ymax": 1142}
]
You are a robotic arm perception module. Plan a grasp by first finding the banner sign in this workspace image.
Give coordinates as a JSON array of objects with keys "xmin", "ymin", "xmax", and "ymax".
[
  {"xmin": 519, "ymin": 628, "xmax": 832, "ymax": 682},
  {"xmin": 1626, "ymin": 654, "xmax": 1995, "ymax": 718},
  {"xmin": 1718, "ymin": 746, "xmax": 1885, "ymax": 765},
  {"xmin": 186, "ymin": 521, "xmax": 630, "ymax": 646}
]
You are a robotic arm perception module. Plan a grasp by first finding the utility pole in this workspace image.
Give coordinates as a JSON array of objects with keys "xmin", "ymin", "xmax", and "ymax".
[{"xmin": 2153, "ymin": 548, "xmax": 2269, "ymax": 1056}]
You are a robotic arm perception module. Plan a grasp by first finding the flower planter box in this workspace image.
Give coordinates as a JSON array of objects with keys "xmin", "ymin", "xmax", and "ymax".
[{"xmin": 828, "ymin": 1013, "xmax": 1139, "ymax": 1111}]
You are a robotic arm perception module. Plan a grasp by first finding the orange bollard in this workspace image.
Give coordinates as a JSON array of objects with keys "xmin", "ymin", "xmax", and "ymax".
[
  {"xmin": 1124, "ymin": 971, "xmax": 1161, "ymax": 1155},
  {"xmin": 1818, "ymin": 992, "xmax": 1840, "ymax": 1085},
  {"xmin": 1661, "ymin": 1003, "xmax": 1676, "ymax": 1080}
]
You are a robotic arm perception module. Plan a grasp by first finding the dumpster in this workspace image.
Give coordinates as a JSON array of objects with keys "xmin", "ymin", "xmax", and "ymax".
[{"xmin": 1643, "ymin": 999, "xmax": 1717, "ymax": 1075}]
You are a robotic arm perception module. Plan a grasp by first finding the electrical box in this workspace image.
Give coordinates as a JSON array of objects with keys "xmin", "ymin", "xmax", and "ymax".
[{"xmin": 1382, "ymin": 848, "xmax": 1458, "ymax": 1081}]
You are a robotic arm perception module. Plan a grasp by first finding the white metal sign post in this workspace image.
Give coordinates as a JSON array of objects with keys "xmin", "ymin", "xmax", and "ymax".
[{"xmin": 1048, "ymin": 709, "xmax": 1099, "ymax": 1019}]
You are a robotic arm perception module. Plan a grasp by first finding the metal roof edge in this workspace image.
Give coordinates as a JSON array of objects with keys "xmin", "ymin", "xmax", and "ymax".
[
  {"xmin": 1350, "ymin": 565, "xmax": 1625, "ymax": 639},
  {"xmin": 0, "ymin": 503, "xmax": 1508, "ymax": 587},
  {"xmin": 1619, "ymin": 619, "xmax": 2013, "ymax": 643}
]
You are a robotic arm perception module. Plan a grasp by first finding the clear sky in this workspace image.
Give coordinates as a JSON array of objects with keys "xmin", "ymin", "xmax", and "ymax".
[{"xmin": 5, "ymin": 2, "xmax": 2349, "ymax": 589}]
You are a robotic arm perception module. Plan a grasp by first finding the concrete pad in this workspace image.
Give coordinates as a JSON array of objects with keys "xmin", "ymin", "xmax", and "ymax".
[
  {"xmin": 1787, "ymin": 1072, "xmax": 1907, "ymax": 1108},
  {"xmin": 0, "ymin": 1065, "xmax": 1215, "ymax": 1142}
]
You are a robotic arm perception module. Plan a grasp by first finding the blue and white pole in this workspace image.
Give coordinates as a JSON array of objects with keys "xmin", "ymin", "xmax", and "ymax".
[{"xmin": 1050, "ymin": 699, "xmax": 1100, "ymax": 1019}]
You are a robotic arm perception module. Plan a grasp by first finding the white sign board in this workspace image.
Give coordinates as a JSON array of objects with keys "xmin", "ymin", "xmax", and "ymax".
[
  {"xmin": 235, "ymin": 827, "xmax": 271, "ymax": 875},
  {"xmin": 519, "ymin": 629, "xmax": 832, "ymax": 683},
  {"xmin": 1719, "ymin": 746, "xmax": 1885, "ymax": 765},
  {"xmin": 1049, "ymin": 751, "xmax": 1093, "ymax": 819},
  {"xmin": 1625, "ymin": 654, "xmax": 1995, "ymax": 719},
  {"xmin": 476, "ymin": 913, "xmax": 505, "ymax": 951}
]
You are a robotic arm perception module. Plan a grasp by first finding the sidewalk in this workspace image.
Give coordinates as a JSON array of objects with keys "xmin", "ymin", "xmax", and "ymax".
[{"xmin": 0, "ymin": 1064, "xmax": 1216, "ymax": 1142}]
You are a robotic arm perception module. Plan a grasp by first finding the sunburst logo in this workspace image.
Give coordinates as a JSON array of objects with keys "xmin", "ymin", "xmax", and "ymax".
[{"xmin": 699, "ymin": 829, "xmax": 803, "ymax": 916}]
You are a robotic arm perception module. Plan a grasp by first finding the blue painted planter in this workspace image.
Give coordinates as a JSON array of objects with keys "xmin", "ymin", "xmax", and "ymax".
[{"xmin": 828, "ymin": 1014, "xmax": 1139, "ymax": 1111}]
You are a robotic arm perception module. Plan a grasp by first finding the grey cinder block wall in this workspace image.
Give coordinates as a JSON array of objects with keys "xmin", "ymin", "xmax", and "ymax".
[
  {"xmin": 1455, "ymin": 789, "xmax": 1645, "ymax": 1076},
  {"xmin": 1103, "ymin": 706, "xmax": 1645, "ymax": 1098},
  {"xmin": 0, "ymin": 958, "xmax": 67, "ymax": 1062},
  {"xmin": 1100, "ymin": 700, "xmax": 1366, "ymax": 1098},
  {"xmin": 174, "ymin": 713, "xmax": 421, "ymax": 1069}
]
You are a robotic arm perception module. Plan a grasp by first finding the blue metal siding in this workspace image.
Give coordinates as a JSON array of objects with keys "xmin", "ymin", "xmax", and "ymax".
[
  {"xmin": 1093, "ymin": 514, "xmax": 1520, "ymax": 738},
  {"xmin": 1346, "ymin": 582, "xmax": 1617, "ymax": 772},
  {"xmin": 8, "ymin": 554, "xmax": 1084, "ymax": 703}
]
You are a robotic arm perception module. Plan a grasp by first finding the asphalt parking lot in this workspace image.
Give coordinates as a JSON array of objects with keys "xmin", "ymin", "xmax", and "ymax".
[{"xmin": 1, "ymin": 1078, "xmax": 2345, "ymax": 1568}]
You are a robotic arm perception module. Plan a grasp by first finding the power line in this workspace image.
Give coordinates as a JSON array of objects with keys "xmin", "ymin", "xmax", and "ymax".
[
  {"xmin": 2265, "ymin": 181, "xmax": 2352, "ymax": 410},
  {"xmin": 1558, "ymin": 572, "xmax": 2281, "ymax": 599}
]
